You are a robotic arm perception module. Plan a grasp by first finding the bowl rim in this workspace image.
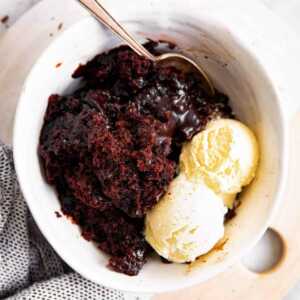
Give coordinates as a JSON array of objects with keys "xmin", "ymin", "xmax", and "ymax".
[{"xmin": 13, "ymin": 15, "xmax": 288, "ymax": 293}]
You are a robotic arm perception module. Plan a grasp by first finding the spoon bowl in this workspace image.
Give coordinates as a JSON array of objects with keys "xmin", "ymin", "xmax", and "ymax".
[
  {"xmin": 157, "ymin": 52, "xmax": 215, "ymax": 94},
  {"xmin": 77, "ymin": 0, "xmax": 215, "ymax": 95}
]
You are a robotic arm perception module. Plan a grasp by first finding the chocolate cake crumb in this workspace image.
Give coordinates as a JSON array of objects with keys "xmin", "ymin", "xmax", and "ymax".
[
  {"xmin": 1, "ymin": 15, "xmax": 9, "ymax": 24},
  {"xmin": 55, "ymin": 211, "xmax": 62, "ymax": 218}
]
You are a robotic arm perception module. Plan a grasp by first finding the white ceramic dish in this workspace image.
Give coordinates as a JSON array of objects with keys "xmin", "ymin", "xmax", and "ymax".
[{"xmin": 13, "ymin": 0, "xmax": 290, "ymax": 294}]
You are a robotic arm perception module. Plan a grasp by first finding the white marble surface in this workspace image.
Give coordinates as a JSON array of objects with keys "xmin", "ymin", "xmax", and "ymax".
[{"xmin": 0, "ymin": 0, "xmax": 300, "ymax": 299}]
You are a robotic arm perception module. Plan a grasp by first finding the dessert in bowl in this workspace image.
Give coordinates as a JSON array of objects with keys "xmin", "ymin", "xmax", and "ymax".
[
  {"xmin": 13, "ymin": 0, "xmax": 286, "ymax": 293},
  {"xmin": 38, "ymin": 39, "xmax": 258, "ymax": 275}
]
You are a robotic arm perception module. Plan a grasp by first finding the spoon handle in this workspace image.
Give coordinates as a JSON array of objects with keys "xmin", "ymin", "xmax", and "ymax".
[{"xmin": 77, "ymin": 0, "xmax": 156, "ymax": 61}]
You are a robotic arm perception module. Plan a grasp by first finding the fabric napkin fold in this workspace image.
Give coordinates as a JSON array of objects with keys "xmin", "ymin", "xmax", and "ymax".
[{"xmin": 0, "ymin": 141, "xmax": 124, "ymax": 300}]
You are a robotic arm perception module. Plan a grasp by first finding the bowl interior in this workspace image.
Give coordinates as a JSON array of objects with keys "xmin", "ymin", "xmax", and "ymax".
[{"xmin": 14, "ymin": 5, "xmax": 284, "ymax": 293}]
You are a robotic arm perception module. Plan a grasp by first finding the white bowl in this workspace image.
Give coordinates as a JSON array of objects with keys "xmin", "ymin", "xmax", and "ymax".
[{"xmin": 14, "ymin": 0, "xmax": 289, "ymax": 294}]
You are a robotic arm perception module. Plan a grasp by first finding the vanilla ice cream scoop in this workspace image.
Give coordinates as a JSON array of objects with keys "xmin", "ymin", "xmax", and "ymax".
[
  {"xmin": 145, "ymin": 173, "xmax": 227, "ymax": 263},
  {"xmin": 180, "ymin": 119, "xmax": 259, "ymax": 200},
  {"xmin": 145, "ymin": 119, "xmax": 259, "ymax": 262}
]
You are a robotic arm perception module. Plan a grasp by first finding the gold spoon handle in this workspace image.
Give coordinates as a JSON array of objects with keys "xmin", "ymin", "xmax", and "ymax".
[{"xmin": 77, "ymin": 0, "xmax": 156, "ymax": 61}]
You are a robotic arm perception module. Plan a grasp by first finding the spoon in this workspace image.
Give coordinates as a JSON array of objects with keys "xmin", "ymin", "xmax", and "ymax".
[{"xmin": 77, "ymin": 0, "xmax": 215, "ymax": 95}]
